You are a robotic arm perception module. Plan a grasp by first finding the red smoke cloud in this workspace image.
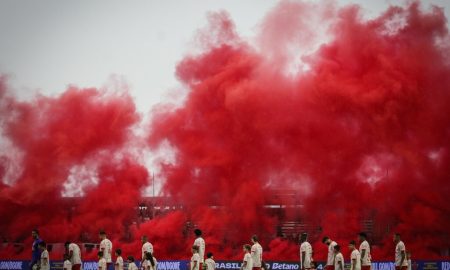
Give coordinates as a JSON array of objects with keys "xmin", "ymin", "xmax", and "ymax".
[
  {"xmin": 0, "ymin": 81, "xmax": 147, "ymax": 259},
  {"xmin": 1, "ymin": 0, "xmax": 450, "ymax": 262},
  {"xmin": 149, "ymin": 1, "xmax": 450, "ymax": 260}
]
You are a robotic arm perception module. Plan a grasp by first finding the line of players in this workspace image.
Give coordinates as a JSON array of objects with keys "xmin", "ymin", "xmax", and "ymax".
[
  {"xmin": 31, "ymin": 229, "xmax": 157, "ymax": 270},
  {"xmin": 31, "ymin": 228, "xmax": 263, "ymax": 270},
  {"xmin": 191, "ymin": 234, "xmax": 263, "ymax": 270},
  {"xmin": 300, "ymin": 232, "xmax": 411, "ymax": 270},
  {"xmin": 30, "ymin": 228, "xmax": 410, "ymax": 270}
]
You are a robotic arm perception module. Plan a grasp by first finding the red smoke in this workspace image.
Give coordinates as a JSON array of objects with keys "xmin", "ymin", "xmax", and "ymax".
[
  {"xmin": 0, "ymin": 81, "xmax": 147, "ymax": 259},
  {"xmin": 1, "ymin": 0, "xmax": 450, "ymax": 262}
]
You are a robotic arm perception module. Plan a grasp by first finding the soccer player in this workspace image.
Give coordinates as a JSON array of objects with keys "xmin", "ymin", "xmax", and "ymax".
[
  {"xmin": 99, "ymin": 230, "xmax": 113, "ymax": 270},
  {"xmin": 115, "ymin": 249, "xmax": 123, "ymax": 270},
  {"xmin": 98, "ymin": 251, "xmax": 107, "ymax": 270},
  {"xmin": 333, "ymin": 245, "xmax": 344, "ymax": 270},
  {"xmin": 65, "ymin": 242, "xmax": 82, "ymax": 270},
  {"xmin": 64, "ymin": 254, "xmax": 72, "ymax": 270},
  {"xmin": 191, "ymin": 245, "xmax": 201, "ymax": 270},
  {"xmin": 241, "ymin": 245, "xmax": 253, "ymax": 270},
  {"xmin": 205, "ymin": 252, "xmax": 215, "ymax": 270},
  {"xmin": 394, "ymin": 234, "xmax": 408, "ymax": 270},
  {"xmin": 322, "ymin": 237, "xmax": 337, "ymax": 270},
  {"xmin": 142, "ymin": 252, "xmax": 157, "ymax": 270},
  {"xmin": 194, "ymin": 229, "xmax": 206, "ymax": 270},
  {"xmin": 127, "ymin": 256, "xmax": 138, "ymax": 270},
  {"xmin": 251, "ymin": 235, "xmax": 263, "ymax": 270},
  {"xmin": 349, "ymin": 241, "xmax": 361, "ymax": 270},
  {"xmin": 31, "ymin": 229, "xmax": 43, "ymax": 270},
  {"xmin": 141, "ymin": 236, "xmax": 154, "ymax": 263},
  {"xmin": 358, "ymin": 233, "xmax": 371, "ymax": 270},
  {"xmin": 300, "ymin": 233, "xmax": 313, "ymax": 270},
  {"xmin": 38, "ymin": 242, "xmax": 50, "ymax": 270}
]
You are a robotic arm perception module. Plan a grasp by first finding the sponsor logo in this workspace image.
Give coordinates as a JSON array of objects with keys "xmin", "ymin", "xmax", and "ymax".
[
  {"xmin": 83, "ymin": 262, "xmax": 98, "ymax": 270},
  {"xmin": 272, "ymin": 263, "xmax": 299, "ymax": 270},
  {"xmin": 158, "ymin": 261, "xmax": 181, "ymax": 270},
  {"xmin": 216, "ymin": 263, "xmax": 242, "ymax": 270},
  {"xmin": 372, "ymin": 262, "xmax": 395, "ymax": 270},
  {"xmin": 0, "ymin": 261, "xmax": 23, "ymax": 270},
  {"xmin": 215, "ymin": 262, "xmax": 297, "ymax": 270}
]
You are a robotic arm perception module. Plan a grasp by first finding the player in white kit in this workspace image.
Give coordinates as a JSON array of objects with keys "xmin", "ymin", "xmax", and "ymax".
[
  {"xmin": 98, "ymin": 251, "xmax": 107, "ymax": 270},
  {"xmin": 114, "ymin": 249, "xmax": 123, "ymax": 270},
  {"xmin": 241, "ymin": 245, "xmax": 253, "ymax": 270},
  {"xmin": 322, "ymin": 237, "xmax": 337, "ymax": 270},
  {"xmin": 191, "ymin": 245, "xmax": 201, "ymax": 270},
  {"xmin": 205, "ymin": 252, "xmax": 215, "ymax": 270},
  {"xmin": 394, "ymin": 233, "xmax": 408, "ymax": 270},
  {"xmin": 141, "ymin": 236, "xmax": 154, "ymax": 258},
  {"xmin": 38, "ymin": 242, "xmax": 49, "ymax": 270},
  {"xmin": 333, "ymin": 245, "xmax": 344, "ymax": 270},
  {"xmin": 300, "ymin": 233, "xmax": 313, "ymax": 270},
  {"xmin": 65, "ymin": 242, "xmax": 82, "ymax": 270},
  {"xmin": 99, "ymin": 230, "xmax": 113, "ymax": 270},
  {"xmin": 63, "ymin": 254, "xmax": 72, "ymax": 270},
  {"xmin": 251, "ymin": 235, "xmax": 263, "ymax": 270},
  {"xmin": 141, "ymin": 236, "xmax": 154, "ymax": 267},
  {"xmin": 349, "ymin": 241, "xmax": 361, "ymax": 270},
  {"xmin": 142, "ymin": 251, "xmax": 157, "ymax": 270},
  {"xmin": 358, "ymin": 233, "xmax": 371, "ymax": 270},
  {"xmin": 127, "ymin": 256, "xmax": 138, "ymax": 270},
  {"xmin": 194, "ymin": 229, "xmax": 206, "ymax": 270}
]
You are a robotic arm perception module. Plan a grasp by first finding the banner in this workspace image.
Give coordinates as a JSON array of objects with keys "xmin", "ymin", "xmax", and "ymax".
[{"xmin": 0, "ymin": 260, "xmax": 449, "ymax": 270}]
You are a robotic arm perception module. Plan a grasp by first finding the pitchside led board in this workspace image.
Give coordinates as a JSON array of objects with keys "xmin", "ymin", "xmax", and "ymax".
[{"xmin": 0, "ymin": 261, "xmax": 450, "ymax": 270}]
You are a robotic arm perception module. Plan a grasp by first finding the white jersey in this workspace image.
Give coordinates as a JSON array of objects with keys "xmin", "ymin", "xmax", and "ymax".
[
  {"xmin": 69, "ymin": 243, "xmax": 82, "ymax": 265},
  {"xmin": 115, "ymin": 256, "xmax": 124, "ymax": 270},
  {"xmin": 64, "ymin": 260, "xmax": 72, "ymax": 270},
  {"xmin": 40, "ymin": 250, "xmax": 50, "ymax": 270},
  {"xmin": 334, "ymin": 253, "xmax": 344, "ymax": 270},
  {"xmin": 327, "ymin": 241, "xmax": 337, "ymax": 266},
  {"xmin": 395, "ymin": 241, "xmax": 408, "ymax": 267},
  {"xmin": 359, "ymin": 241, "xmax": 371, "ymax": 266},
  {"xmin": 205, "ymin": 258, "xmax": 215, "ymax": 270},
  {"xmin": 194, "ymin": 237, "xmax": 206, "ymax": 263},
  {"xmin": 243, "ymin": 253, "xmax": 253, "ymax": 270},
  {"xmin": 300, "ymin": 241, "xmax": 313, "ymax": 268},
  {"xmin": 128, "ymin": 262, "xmax": 138, "ymax": 270},
  {"xmin": 142, "ymin": 259, "xmax": 157, "ymax": 270},
  {"xmin": 251, "ymin": 243, "xmax": 263, "ymax": 267},
  {"xmin": 100, "ymin": 239, "xmax": 113, "ymax": 263},
  {"xmin": 142, "ymin": 242, "xmax": 154, "ymax": 260},
  {"xmin": 191, "ymin": 253, "xmax": 200, "ymax": 270},
  {"xmin": 98, "ymin": 258, "xmax": 107, "ymax": 270},
  {"xmin": 350, "ymin": 250, "xmax": 361, "ymax": 270}
]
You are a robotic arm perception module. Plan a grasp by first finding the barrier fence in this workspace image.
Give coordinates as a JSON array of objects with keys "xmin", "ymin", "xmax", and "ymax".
[{"xmin": 0, "ymin": 260, "xmax": 449, "ymax": 270}]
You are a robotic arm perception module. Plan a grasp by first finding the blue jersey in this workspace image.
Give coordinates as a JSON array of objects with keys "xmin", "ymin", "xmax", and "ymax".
[{"xmin": 31, "ymin": 238, "xmax": 43, "ymax": 264}]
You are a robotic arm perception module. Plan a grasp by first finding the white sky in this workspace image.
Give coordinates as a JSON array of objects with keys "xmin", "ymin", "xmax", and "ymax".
[{"xmin": 0, "ymin": 0, "xmax": 449, "ymax": 114}]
